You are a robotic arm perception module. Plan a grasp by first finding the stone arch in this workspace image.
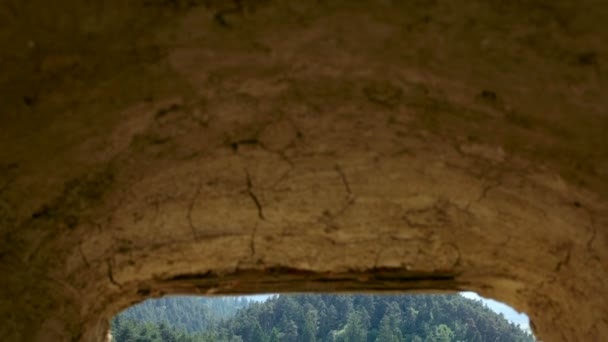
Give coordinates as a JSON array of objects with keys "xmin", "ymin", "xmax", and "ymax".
[
  {"xmin": 0, "ymin": 1, "xmax": 606, "ymax": 341},
  {"xmin": 72, "ymin": 131, "xmax": 603, "ymax": 342}
]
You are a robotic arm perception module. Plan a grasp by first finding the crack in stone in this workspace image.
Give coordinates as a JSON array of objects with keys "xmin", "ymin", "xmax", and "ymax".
[
  {"xmin": 554, "ymin": 244, "xmax": 572, "ymax": 272},
  {"xmin": 585, "ymin": 212, "xmax": 597, "ymax": 249},
  {"xmin": 587, "ymin": 223, "xmax": 597, "ymax": 252},
  {"xmin": 402, "ymin": 214, "xmax": 415, "ymax": 228},
  {"xmin": 335, "ymin": 164, "xmax": 352, "ymax": 195},
  {"xmin": 576, "ymin": 203, "xmax": 600, "ymax": 264},
  {"xmin": 276, "ymin": 149, "xmax": 294, "ymax": 168},
  {"xmin": 214, "ymin": 0, "xmax": 244, "ymax": 28},
  {"xmin": 230, "ymin": 138, "xmax": 259, "ymax": 152},
  {"xmin": 444, "ymin": 242, "xmax": 462, "ymax": 269},
  {"xmin": 187, "ymin": 180, "xmax": 203, "ymax": 240},
  {"xmin": 250, "ymin": 222, "xmax": 258, "ymax": 258},
  {"xmin": 229, "ymin": 134, "xmax": 294, "ymax": 192},
  {"xmin": 336, "ymin": 197, "xmax": 355, "ymax": 217},
  {"xmin": 478, "ymin": 182, "xmax": 498, "ymax": 202},
  {"xmin": 228, "ymin": 118, "xmax": 295, "ymax": 170},
  {"xmin": 402, "ymin": 202, "xmax": 450, "ymax": 228},
  {"xmin": 106, "ymin": 259, "xmax": 121, "ymax": 288},
  {"xmin": 316, "ymin": 165, "xmax": 356, "ymax": 230},
  {"xmin": 245, "ymin": 170, "xmax": 265, "ymax": 220},
  {"xmin": 263, "ymin": 148, "xmax": 295, "ymax": 191},
  {"xmin": 257, "ymin": 139, "xmax": 295, "ymax": 169},
  {"xmin": 448, "ymin": 145, "xmax": 515, "ymax": 211},
  {"xmin": 465, "ymin": 179, "xmax": 502, "ymax": 210},
  {"xmin": 79, "ymin": 245, "xmax": 90, "ymax": 268},
  {"xmin": 320, "ymin": 196, "xmax": 355, "ymax": 233}
]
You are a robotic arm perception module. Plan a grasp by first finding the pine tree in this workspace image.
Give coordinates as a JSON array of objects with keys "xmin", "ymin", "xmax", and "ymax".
[
  {"xmin": 301, "ymin": 309, "xmax": 317, "ymax": 342},
  {"xmin": 429, "ymin": 324, "xmax": 455, "ymax": 342},
  {"xmin": 344, "ymin": 311, "xmax": 367, "ymax": 342},
  {"xmin": 375, "ymin": 313, "xmax": 402, "ymax": 342},
  {"xmin": 158, "ymin": 322, "xmax": 177, "ymax": 342}
]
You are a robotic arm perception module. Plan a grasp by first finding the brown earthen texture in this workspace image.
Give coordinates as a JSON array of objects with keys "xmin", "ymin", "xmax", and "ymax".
[{"xmin": 0, "ymin": 0, "xmax": 607, "ymax": 341}]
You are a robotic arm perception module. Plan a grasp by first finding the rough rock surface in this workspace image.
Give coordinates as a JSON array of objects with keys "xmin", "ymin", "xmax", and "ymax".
[{"xmin": 0, "ymin": 1, "xmax": 607, "ymax": 341}]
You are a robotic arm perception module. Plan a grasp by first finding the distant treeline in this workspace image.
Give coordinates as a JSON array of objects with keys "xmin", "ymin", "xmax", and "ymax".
[{"xmin": 112, "ymin": 294, "xmax": 535, "ymax": 342}]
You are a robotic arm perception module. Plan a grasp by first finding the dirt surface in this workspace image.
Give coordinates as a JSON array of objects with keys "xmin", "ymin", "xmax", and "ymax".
[{"xmin": 0, "ymin": 1, "xmax": 607, "ymax": 341}]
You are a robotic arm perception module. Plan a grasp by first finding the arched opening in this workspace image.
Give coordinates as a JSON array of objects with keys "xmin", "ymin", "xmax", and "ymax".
[
  {"xmin": 110, "ymin": 293, "xmax": 536, "ymax": 341},
  {"xmin": 66, "ymin": 135, "xmax": 600, "ymax": 342}
]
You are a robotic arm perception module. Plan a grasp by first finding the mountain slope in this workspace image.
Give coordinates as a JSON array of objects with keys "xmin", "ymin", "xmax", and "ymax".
[
  {"xmin": 112, "ymin": 294, "xmax": 535, "ymax": 341},
  {"xmin": 114, "ymin": 296, "xmax": 251, "ymax": 333}
]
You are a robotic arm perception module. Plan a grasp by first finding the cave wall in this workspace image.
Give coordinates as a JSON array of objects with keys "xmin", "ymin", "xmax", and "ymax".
[{"xmin": 0, "ymin": 1, "xmax": 607, "ymax": 341}]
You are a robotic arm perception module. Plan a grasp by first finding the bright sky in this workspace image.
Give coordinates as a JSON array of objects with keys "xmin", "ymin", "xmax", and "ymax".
[
  {"xmin": 247, "ymin": 294, "xmax": 273, "ymax": 302},
  {"xmin": 459, "ymin": 292, "xmax": 531, "ymax": 332},
  {"xmin": 246, "ymin": 292, "xmax": 532, "ymax": 333}
]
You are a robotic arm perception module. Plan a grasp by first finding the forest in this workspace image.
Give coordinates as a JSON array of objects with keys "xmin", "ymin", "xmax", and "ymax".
[{"xmin": 111, "ymin": 294, "xmax": 536, "ymax": 342}]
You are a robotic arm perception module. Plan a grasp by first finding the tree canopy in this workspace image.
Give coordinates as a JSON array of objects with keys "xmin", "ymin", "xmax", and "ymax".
[{"xmin": 112, "ymin": 294, "xmax": 535, "ymax": 342}]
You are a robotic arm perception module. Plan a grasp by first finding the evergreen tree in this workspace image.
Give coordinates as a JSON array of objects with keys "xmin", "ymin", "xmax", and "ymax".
[
  {"xmin": 430, "ymin": 324, "xmax": 455, "ymax": 342},
  {"xmin": 280, "ymin": 314, "xmax": 298, "ymax": 342},
  {"xmin": 159, "ymin": 322, "xmax": 177, "ymax": 342},
  {"xmin": 344, "ymin": 310, "xmax": 367, "ymax": 342},
  {"xmin": 301, "ymin": 306, "xmax": 318, "ymax": 342},
  {"xmin": 376, "ymin": 313, "xmax": 403, "ymax": 342},
  {"xmin": 269, "ymin": 327, "xmax": 284, "ymax": 342}
]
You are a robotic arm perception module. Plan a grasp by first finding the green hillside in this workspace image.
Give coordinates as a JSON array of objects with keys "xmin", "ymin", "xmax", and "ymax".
[{"xmin": 112, "ymin": 294, "xmax": 535, "ymax": 342}]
